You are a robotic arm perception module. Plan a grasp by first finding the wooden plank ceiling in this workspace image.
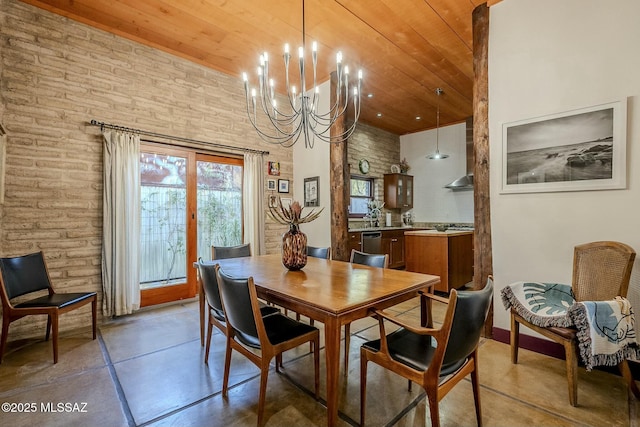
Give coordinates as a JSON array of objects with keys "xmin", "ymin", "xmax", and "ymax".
[{"xmin": 20, "ymin": 0, "xmax": 488, "ymax": 135}]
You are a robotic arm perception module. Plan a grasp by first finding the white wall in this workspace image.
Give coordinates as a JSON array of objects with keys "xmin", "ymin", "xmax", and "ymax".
[
  {"xmin": 293, "ymin": 80, "xmax": 331, "ymax": 247},
  {"xmin": 489, "ymin": 0, "xmax": 640, "ymax": 333},
  {"xmin": 400, "ymin": 122, "xmax": 474, "ymax": 223}
]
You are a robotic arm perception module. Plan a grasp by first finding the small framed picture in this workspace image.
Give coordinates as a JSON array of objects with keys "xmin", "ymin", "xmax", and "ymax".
[
  {"xmin": 268, "ymin": 194, "xmax": 278, "ymax": 208},
  {"xmin": 278, "ymin": 179, "xmax": 289, "ymax": 193},
  {"xmin": 268, "ymin": 161, "xmax": 280, "ymax": 176},
  {"xmin": 304, "ymin": 176, "xmax": 319, "ymax": 207},
  {"xmin": 267, "ymin": 179, "xmax": 276, "ymax": 191}
]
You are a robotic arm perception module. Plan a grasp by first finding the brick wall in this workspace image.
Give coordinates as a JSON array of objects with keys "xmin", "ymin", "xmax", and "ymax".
[
  {"xmin": 0, "ymin": 0, "xmax": 292, "ymax": 339},
  {"xmin": 0, "ymin": 0, "xmax": 398, "ymax": 341},
  {"xmin": 348, "ymin": 121, "xmax": 402, "ymax": 224}
]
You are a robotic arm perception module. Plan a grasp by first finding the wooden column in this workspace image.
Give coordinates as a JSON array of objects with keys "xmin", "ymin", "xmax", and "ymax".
[
  {"xmin": 472, "ymin": 3, "xmax": 493, "ymax": 336},
  {"xmin": 329, "ymin": 71, "xmax": 350, "ymax": 261}
]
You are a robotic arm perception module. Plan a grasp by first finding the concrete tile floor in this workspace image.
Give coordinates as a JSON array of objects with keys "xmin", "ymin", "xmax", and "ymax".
[{"xmin": 0, "ymin": 297, "xmax": 637, "ymax": 427}]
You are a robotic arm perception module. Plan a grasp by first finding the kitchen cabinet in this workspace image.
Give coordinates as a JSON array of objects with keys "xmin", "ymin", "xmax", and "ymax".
[
  {"xmin": 381, "ymin": 229, "xmax": 405, "ymax": 269},
  {"xmin": 404, "ymin": 230, "xmax": 473, "ymax": 293},
  {"xmin": 384, "ymin": 174, "xmax": 413, "ymax": 209},
  {"xmin": 348, "ymin": 232, "xmax": 362, "ymax": 254}
]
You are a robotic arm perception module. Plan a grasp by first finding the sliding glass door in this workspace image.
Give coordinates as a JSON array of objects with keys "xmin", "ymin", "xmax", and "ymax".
[{"xmin": 139, "ymin": 143, "xmax": 243, "ymax": 307}]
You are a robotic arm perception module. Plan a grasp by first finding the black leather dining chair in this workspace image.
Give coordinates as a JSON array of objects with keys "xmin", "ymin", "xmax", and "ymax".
[
  {"xmin": 307, "ymin": 245, "xmax": 331, "ymax": 260},
  {"xmin": 216, "ymin": 265, "xmax": 320, "ymax": 427},
  {"xmin": 342, "ymin": 249, "xmax": 390, "ymax": 373},
  {"xmin": 0, "ymin": 251, "xmax": 97, "ymax": 364},
  {"xmin": 360, "ymin": 277, "xmax": 493, "ymax": 427},
  {"xmin": 198, "ymin": 243, "xmax": 253, "ymax": 347},
  {"xmin": 197, "ymin": 259, "xmax": 279, "ymax": 364},
  {"xmin": 211, "ymin": 243, "xmax": 251, "ymax": 260}
]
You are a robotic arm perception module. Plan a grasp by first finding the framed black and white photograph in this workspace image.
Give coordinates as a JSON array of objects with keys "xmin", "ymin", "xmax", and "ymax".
[
  {"xmin": 267, "ymin": 179, "xmax": 276, "ymax": 191},
  {"xmin": 278, "ymin": 179, "xmax": 289, "ymax": 193},
  {"xmin": 268, "ymin": 194, "xmax": 278, "ymax": 208},
  {"xmin": 501, "ymin": 100, "xmax": 626, "ymax": 194},
  {"xmin": 280, "ymin": 197, "xmax": 292, "ymax": 208},
  {"xmin": 304, "ymin": 176, "xmax": 319, "ymax": 207}
]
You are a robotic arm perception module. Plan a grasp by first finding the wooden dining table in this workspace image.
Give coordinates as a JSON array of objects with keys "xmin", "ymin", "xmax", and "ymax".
[{"xmin": 198, "ymin": 253, "xmax": 439, "ymax": 426}]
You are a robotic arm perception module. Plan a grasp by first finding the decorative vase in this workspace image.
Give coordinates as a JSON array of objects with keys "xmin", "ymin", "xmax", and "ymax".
[{"xmin": 281, "ymin": 224, "xmax": 307, "ymax": 270}]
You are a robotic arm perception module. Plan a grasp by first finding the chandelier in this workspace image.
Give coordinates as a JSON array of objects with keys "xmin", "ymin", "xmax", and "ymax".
[{"xmin": 241, "ymin": 0, "xmax": 362, "ymax": 148}]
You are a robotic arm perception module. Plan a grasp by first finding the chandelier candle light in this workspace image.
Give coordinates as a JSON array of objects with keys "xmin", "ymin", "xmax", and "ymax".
[
  {"xmin": 268, "ymin": 199, "xmax": 323, "ymax": 270},
  {"xmin": 242, "ymin": 0, "xmax": 363, "ymax": 148}
]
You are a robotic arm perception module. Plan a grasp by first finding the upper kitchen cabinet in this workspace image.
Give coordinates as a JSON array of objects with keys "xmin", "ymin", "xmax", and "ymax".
[{"xmin": 384, "ymin": 173, "xmax": 413, "ymax": 209}]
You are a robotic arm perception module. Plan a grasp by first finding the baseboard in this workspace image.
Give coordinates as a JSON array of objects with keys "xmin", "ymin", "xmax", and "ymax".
[
  {"xmin": 492, "ymin": 326, "xmax": 566, "ymax": 359},
  {"xmin": 492, "ymin": 326, "xmax": 640, "ymax": 379}
]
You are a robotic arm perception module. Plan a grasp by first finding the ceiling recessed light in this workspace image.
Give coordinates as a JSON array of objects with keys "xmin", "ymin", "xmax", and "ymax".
[
  {"xmin": 376, "ymin": 113, "xmax": 383, "ymax": 117},
  {"xmin": 415, "ymin": 116, "xmax": 421, "ymax": 120},
  {"xmin": 367, "ymin": 93, "xmax": 374, "ymax": 98}
]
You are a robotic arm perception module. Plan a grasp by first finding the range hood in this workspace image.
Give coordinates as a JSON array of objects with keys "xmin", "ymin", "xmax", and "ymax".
[{"xmin": 445, "ymin": 117, "xmax": 474, "ymax": 191}]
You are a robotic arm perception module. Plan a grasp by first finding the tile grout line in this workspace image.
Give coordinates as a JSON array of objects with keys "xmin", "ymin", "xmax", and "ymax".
[{"xmin": 97, "ymin": 329, "xmax": 137, "ymax": 427}]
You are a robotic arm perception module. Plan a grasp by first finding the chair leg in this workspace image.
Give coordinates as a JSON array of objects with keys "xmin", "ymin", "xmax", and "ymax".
[
  {"xmin": 275, "ymin": 353, "xmax": 283, "ymax": 373},
  {"xmin": 204, "ymin": 317, "xmax": 213, "ymax": 364},
  {"xmin": 470, "ymin": 359, "xmax": 483, "ymax": 427},
  {"xmin": 0, "ymin": 316, "xmax": 10, "ymax": 364},
  {"xmin": 510, "ymin": 312, "xmax": 520, "ymax": 364},
  {"xmin": 344, "ymin": 323, "xmax": 350, "ymax": 375},
  {"xmin": 619, "ymin": 360, "xmax": 640, "ymax": 399},
  {"xmin": 313, "ymin": 338, "xmax": 320, "ymax": 399},
  {"xmin": 426, "ymin": 389, "xmax": 441, "ymax": 427},
  {"xmin": 564, "ymin": 340, "xmax": 578, "ymax": 406},
  {"xmin": 91, "ymin": 297, "xmax": 97, "ymax": 340},
  {"xmin": 257, "ymin": 363, "xmax": 270, "ymax": 427},
  {"xmin": 222, "ymin": 338, "xmax": 233, "ymax": 397},
  {"xmin": 51, "ymin": 313, "xmax": 59, "ymax": 364},
  {"xmin": 360, "ymin": 351, "xmax": 368, "ymax": 427},
  {"xmin": 46, "ymin": 315, "xmax": 52, "ymax": 341}
]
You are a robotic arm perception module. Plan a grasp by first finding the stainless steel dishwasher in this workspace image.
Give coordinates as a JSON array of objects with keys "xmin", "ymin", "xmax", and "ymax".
[{"xmin": 361, "ymin": 231, "xmax": 382, "ymax": 254}]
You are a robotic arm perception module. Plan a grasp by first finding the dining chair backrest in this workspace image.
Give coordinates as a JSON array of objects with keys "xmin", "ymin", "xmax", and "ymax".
[
  {"xmin": 216, "ymin": 267, "xmax": 261, "ymax": 348},
  {"xmin": 442, "ymin": 277, "xmax": 493, "ymax": 371},
  {"xmin": 212, "ymin": 244, "xmax": 251, "ymax": 260},
  {"xmin": 571, "ymin": 241, "xmax": 635, "ymax": 302},
  {"xmin": 196, "ymin": 258, "xmax": 224, "ymax": 318},
  {"xmin": 350, "ymin": 249, "xmax": 389, "ymax": 269},
  {"xmin": 307, "ymin": 246, "xmax": 331, "ymax": 260},
  {"xmin": 0, "ymin": 251, "xmax": 52, "ymax": 300}
]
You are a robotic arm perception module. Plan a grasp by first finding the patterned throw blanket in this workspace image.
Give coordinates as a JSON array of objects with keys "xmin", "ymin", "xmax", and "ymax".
[{"xmin": 502, "ymin": 282, "xmax": 640, "ymax": 370}]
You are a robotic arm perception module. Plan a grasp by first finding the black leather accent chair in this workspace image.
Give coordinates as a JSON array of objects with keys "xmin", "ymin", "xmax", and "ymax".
[
  {"xmin": 360, "ymin": 277, "xmax": 493, "ymax": 427},
  {"xmin": 216, "ymin": 265, "xmax": 320, "ymax": 427},
  {"xmin": 0, "ymin": 251, "xmax": 97, "ymax": 364}
]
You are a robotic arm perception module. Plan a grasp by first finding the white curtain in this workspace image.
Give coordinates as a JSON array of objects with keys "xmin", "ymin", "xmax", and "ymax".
[
  {"xmin": 102, "ymin": 130, "xmax": 141, "ymax": 317},
  {"xmin": 243, "ymin": 152, "xmax": 266, "ymax": 255}
]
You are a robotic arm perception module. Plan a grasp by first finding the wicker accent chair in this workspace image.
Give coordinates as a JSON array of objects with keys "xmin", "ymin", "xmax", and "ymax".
[{"xmin": 510, "ymin": 241, "xmax": 639, "ymax": 406}]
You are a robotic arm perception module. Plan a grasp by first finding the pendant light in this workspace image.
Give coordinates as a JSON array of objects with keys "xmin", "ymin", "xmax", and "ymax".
[{"xmin": 427, "ymin": 88, "xmax": 449, "ymax": 160}]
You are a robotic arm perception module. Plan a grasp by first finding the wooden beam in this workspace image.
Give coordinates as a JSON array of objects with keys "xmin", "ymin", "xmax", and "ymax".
[
  {"xmin": 329, "ymin": 72, "xmax": 350, "ymax": 261},
  {"xmin": 472, "ymin": 3, "xmax": 493, "ymax": 337}
]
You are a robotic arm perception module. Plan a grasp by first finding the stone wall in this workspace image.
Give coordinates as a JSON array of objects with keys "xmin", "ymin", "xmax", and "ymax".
[
  {"xmin": 0, "ymin": 0, "xmax": 292, "ymax": 339},
  {"xmin": 348, "ymin": 121, "xmax": 401, "ymax": 225}
]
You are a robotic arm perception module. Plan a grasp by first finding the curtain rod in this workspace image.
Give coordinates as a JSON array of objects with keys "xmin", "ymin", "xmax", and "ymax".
[{"xmin": 89, "ymin": 120, "xmax": 269, "ymax": 155}]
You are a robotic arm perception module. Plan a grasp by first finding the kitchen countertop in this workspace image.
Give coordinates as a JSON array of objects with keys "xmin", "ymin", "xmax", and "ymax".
[
  {"xmin": 348, "ymin": 226, "xmax": 423, "ymax": 232},
  {"xmin": 404, "ymin": 229, "xmax": 474, "ymax": 236}
]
